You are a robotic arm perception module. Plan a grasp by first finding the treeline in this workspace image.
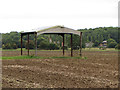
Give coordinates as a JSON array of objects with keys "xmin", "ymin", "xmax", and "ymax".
[
  {"xmin": 1, "ymin": 27, "xmax": 119, "ymax": 50},
  {"xmin": 78, "ymin": 27, "xmax": 119, "ymax": 49}
]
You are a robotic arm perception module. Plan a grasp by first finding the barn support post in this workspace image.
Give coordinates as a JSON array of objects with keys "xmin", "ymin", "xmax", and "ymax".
[
  {"xmin": 35, "ymin": 32, "xmax": 37, "ymax": 56},
  {"xmin": 62, "ymin": 34, "xmax": 65, "ymax": 56},
  {"xmin": 71, "ymin": 34, "xmax": 73, "ymax": 57},
  {"xmin": 21, "ymin": 34, "xmax": 23, "ymax": 56},
  {"xmin": 28, "ymin": 34, "xmax": 29, "ymax": 56},
  {"xmin": 80, "ymin": 32, "xmax": 82, "ymax": 57}
]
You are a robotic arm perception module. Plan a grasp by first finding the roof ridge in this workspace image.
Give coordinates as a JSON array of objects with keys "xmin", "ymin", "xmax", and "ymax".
[{"xmin": 37, "ymin": 25, "xmax": 64, "ymax": 33}]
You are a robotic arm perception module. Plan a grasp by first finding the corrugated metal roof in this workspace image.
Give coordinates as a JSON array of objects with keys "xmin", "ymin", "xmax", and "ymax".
[
  {"xmin": 21, "ymin": 25, "xmax": 81, "ymax": 36},
  {"xmin": 36, "ymin": 25, "xmax": 81, "ymax": 36}
]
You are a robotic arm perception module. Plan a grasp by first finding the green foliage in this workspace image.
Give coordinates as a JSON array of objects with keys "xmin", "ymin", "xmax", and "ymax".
[
  {"xmin": 99, "ymin": 46, "xmax": 106, "ymax": 50},
  {"xmin": 107, "ymin": 42, "xmax": 117, "ymax": 48},
  {"xmin": 107, "ymin": 38, "xmax": 117, "ymax": 48},
  {"xmin": 49, "ymin": 43, "xmax": 60, "ymax": 50},
  {"xmin": 79, "ymin": 27, "xmax": 118, "ymax": 47},
  {"xmin": 93, "ymin": 40, "xmax": 99, "ymax": 47},
  {"xmin": 61, "ymin": 45, "xmax": 68, "ymax": 50},
  {"xmin": 2, "ymin": 55, "xmax": 87, "ymax": 60},
  {"xmin": 25, "ymin": 40, "xmax": 35, "ymax": 49},
  {"xmin": 38, "ymin": 41, "xmax": 59, "ymax": 50},
  {"xmin": 2, "ymin": 43, "xmax": 17, "ymax": 49},
  {"xmin": 12, "ymin": 43, "xmax": 18, "ymax": 49},
  {"xmin": 82, "ymin": 42, "xmax": 85, "ymax": 48},
  {"xmin": 115, "ymin": 44, "xmax": 120, "ymax": 49},
  {"xmin": 2, "ymin": 43, "xmax": 11, "ymax": 49},
  {"xmin": 38, "ymin": 41, "xmax": 49, "ymax": 50},
  {"xmin": 2, "ymin": 32, "xmax": 20, "ymax": 49},
  {"xmin": 72, "ymin": 34, "xmax": 85, "ymax": 49},
  {"xmin": 107, "ymin": 38, "xmax": 116, "ymax": 44}
]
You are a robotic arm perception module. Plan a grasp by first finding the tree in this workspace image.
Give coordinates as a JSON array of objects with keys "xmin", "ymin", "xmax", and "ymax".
[
  {"xmin": 38, "ymin": 41, "xmax": 49, "ymax": 50},
  {"xmin": 107, "ymin": 38, "xmax": 117, "ymax": 48},
  {"xmin": 49, "ymin": 43, "xmax": 60, "ymax": 50},
  {"xmin": 25, "ymin": 40, "xmax": 35, "ymax": 49},
  {"xmin": 115, "ymin": 44, "xmax": 120, "ymax": 49},
  {"xmin": 107, "ymin": 42, "xmax": 117, "ymax": 48},
  {"xmin": 12, "ymin": 43, "xmax": 18, "ymax": 49},
  {"xmin": 2, "ymin": 43, "xmax": 11, "ymax": 49},
  {"xmin": 93, "ymin": 40, "xmax": 99, "ymax": 47},
  {"xmin": 107, "ymin": 38, "xmax": 116, "ymax": 44},
  {"xmin": 38, "ymin": 41, "xmax": 59, "ymax": 50}
]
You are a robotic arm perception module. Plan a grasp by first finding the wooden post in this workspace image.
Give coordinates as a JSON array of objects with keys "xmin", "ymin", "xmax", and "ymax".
[
  {"xmin": 62, "ymin": 34, "xmax": 65, "ymax": 56},
  {"xmin": 21, "ymin": 34, "xmax": 23, "ymax": 56},
  {"xmin": 71, "ymin": 34, "xmax": 73, "ymax": 57},
  {"xmin": 80, "ymin": 32, "xmax": 82, "ymax": 56},
  {"xmin": 28, "ymin": 34, "xmax": 29, "ymax": 56},
  {"xmin": 35, "ymin": 32, "xmax": 37, "ymax": 56}
]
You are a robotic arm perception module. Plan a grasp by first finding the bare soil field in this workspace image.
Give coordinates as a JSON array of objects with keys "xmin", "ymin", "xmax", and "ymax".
[{"xmin": 2, "ymin": 50, "xmax": 118, "ymax": 88}]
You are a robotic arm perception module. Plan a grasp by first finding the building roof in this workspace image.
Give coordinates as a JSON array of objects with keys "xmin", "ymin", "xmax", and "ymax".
[
  {"xmin": 37, "ymin": 25, "xmax": 81, "ymax": 36},
  {"xmin": 21, "ymin": 25, "xmax": 81, "ymax": 36},
  {"xmin": 102, "ymin": 41, "xmax": 107, "ymax": 43}
]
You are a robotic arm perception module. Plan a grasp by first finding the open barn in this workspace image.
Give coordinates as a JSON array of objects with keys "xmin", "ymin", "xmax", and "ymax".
[{"xmin": 21, "ymin": 25, "xmax": 82, "ymax": 57}]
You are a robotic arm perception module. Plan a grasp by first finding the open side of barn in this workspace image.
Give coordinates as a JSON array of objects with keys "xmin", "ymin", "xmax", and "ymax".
[{"xmin": 21, "ymin": 25, "xmax": 82, "ymax": 57}]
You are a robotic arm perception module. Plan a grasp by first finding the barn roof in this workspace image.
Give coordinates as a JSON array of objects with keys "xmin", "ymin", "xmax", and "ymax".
[
  {"xmin": 37, "ymin": 25, "xmax": 80, "ymax": 36},
  {"xmin": 21, "ymin": 25, "xmax": 81, "ymax": 36}
]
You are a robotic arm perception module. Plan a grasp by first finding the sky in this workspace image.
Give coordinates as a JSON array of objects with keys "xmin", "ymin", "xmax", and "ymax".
[{"xmin": 0, "ymin": 0, "xmax": 119, "ymax": 33}]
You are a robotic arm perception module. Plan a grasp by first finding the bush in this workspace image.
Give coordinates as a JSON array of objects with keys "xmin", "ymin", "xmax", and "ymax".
[
  {"xmin": 115, "ymin": 44, "xmax": 120, "ymax": 49},
  {"xmin": 2, "ymin": 43, "xmax": 11, "ymax": 49},
  {"xmin": 49, "ymin": 43, "xmax": 59, "ymax": 50},
  {"xmin": 82, "ymin": 43, "xmax": 86, "ymax": 48},
  {"xmin": 73, "ymin": 46, "xmax": 79, "ymax": 50},
  {"xmin": 107, "ymin": 42, "xmax": 117, "ymax": 48},
  {"xmin": 2, "ymin": 44, "xmax": 5, "ymax": 49},
  {"xmin": 93, "ymin": 41, "xmax": 99, "ymax": 47},
  {"xmin": 25, "ymin": 40, "xmax": 35, "ymax": 49},
  {"xmin": 99, "ymin": 46, "xmax": 106, "ymax": 50},
  {"xmin": 2, "ymin": 43, "xmax": 18, "ymax": 49},
  {"xmin": 12, "ymin": 43, "xmax": 18, "ymax": 49},
  {"xmin": 107, "ymin": 38, "xmax": 116, "ymax": 44},
  {"xmin": 61, "ymin": 45, "xmax": 68, "ymax": 50},
  {"xmin": 38, "ymin": 41, "xmax": 59, "ymax": 50},
  {"xmin": 38, "ymin": 41, "xmax": 49, "ymax": 50}
]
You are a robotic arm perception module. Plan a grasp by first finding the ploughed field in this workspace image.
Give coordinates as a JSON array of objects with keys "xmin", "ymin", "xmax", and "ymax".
[{"xmin": 2, "ymin": 50, "xmax": 118, "ymax": 88}]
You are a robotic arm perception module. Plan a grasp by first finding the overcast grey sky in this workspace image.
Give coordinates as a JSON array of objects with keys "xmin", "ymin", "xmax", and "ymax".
[{"xmin": 0, "ymin": 0, "xmax": 118, "ymax": 33}]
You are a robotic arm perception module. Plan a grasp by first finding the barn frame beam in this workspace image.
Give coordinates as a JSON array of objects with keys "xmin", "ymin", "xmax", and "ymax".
[
  {"xmin": 62, "ymin": 34, "xmax": 65, "ymax": 56},
  {"xmin": 21, "ymin": 34, "xmax": 23, "ymax": 56},
  {"xmin": 71, "ymin": 34, "xmax": 73, "ymax": 57},
  {"xmin": 35, "ymin": 32, "xmax": 37, "ymax": 56},
  {"xmin": 27, "ymin": 34, "xmax": 29, "ymax": 56},
  {"xmin": 80, "ymin": 32, "xmax": 82, "ymax": 57}
]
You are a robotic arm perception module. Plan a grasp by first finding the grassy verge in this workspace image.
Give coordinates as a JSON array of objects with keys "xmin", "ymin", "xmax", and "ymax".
[
  {"xmin": 2, "ymin": 55, "xmax": 87, "ymax": 60},
  {"xmin": 82, "ymin": 48, "xmax": 119, "ymax": 51},
  {"xmin": 2, "ymin": 48, "xmax": 119, "ymax": 51},
  {"xmin": 2, "ymin": 48, "xmax": 64, "ymax": 51}
]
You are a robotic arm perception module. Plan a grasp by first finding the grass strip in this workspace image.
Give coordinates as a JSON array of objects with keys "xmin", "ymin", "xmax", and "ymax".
[
  {"xmin": 2, "ymin": 48, "xmax": 119, "ymax": 51},
  {"xmin": 2, "ymin": 55, "xmax": 87, "ymax": 60}
]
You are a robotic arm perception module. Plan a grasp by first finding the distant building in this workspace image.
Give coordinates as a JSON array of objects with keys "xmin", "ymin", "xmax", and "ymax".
[
  {"xmin": 49, "ymin": 37, "xmax": 52, "ymax": 43},
  {"xmin": 99, "ymin": 40, "xmax": 107, "ymax": 50},
  {"xmin": 100, "ymin": 40, "xmax": 107, "ymax": 47},
  {"xmin": 85, "ymin": 42, "xmax": 93, "ymax": 48}
]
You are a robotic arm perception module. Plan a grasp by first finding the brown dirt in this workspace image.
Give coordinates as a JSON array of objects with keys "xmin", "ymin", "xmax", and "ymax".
[{"xmin": 2, "ymin": 50, "xmax": 118, "ymax": 88}]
